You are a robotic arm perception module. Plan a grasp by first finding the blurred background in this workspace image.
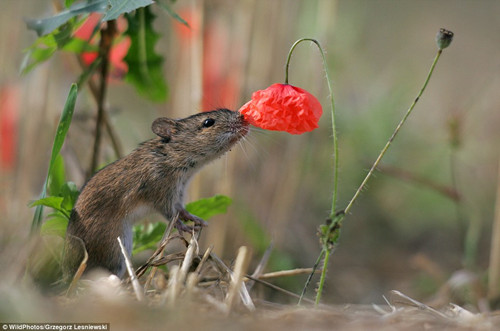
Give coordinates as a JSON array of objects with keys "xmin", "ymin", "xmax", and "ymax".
[{"xmin": 1, "ymin": 0, "xmax": 499, "ymax": 306}]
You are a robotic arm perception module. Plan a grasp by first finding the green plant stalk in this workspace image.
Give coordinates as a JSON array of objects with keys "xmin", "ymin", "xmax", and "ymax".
[
  {"xmin": 285, "ymin": 38, "xmax": 339, "ymax": 217},
  {"xmin": 31, "ymin": 84, "xmax": 78, "ymax": 233},
  {"xmin": 89, "ymin": 20, "xmax": 116, "ymax": 177},
  {"xmin": 298, "ymin": 247, "xmax": 325, "ymax": 305},
  {"xmin": 284, "ymin": 38, "xmax": 340, "ymax": 305},
  {"xmin": 306, "ymin": 37, "xmax": 447, "ymax": 305},
  {"xmin": 315, "ymin": 248, "xmax": 330, "ymax": 305}
]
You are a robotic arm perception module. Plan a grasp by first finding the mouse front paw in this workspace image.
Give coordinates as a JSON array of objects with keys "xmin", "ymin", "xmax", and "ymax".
[
  {"xmin": 174, "ymin": 219, "xmax": 194, "ymax": 233},
  {"xmin": 174, "ymin": 206, "xmax": 208, "ymax": 233},
  {"xmin": 179, "ymin": 208, "xmax": 208, "ymax": 226}
]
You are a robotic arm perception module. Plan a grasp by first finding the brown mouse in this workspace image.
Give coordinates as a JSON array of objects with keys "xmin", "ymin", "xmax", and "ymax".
[{"xmin": 64, "ymin": 108, "xmax": 248, "ymax": 279}]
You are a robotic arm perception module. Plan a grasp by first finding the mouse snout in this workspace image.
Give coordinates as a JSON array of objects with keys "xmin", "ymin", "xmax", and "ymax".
[
  {"xmin": 236, "ymin": 113, "xmax": 250, "ymax": 135},
  {"xmin": 225, "ymin": 112, "xmax": 249, "ymax": 143}
]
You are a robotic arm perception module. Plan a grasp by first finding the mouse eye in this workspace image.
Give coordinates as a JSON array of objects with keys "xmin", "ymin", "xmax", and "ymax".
[{"xmin": 202, "ymin": 118, "xmax": 215, "ymax": 128}]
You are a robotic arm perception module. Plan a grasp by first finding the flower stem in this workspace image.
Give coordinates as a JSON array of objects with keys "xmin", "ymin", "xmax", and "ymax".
[
  {"xmin": 343, "ymin": 49, "xmax": 443, "ymax": 215},
  {"xmin": 315, "ymin": 248, "xmax": 330, "ymax": 305},
  {"xmin": 284, "ymin": 38, "xmax": 339, "ymax": 306},
  {"xmin": 284, "ymin": 38, "xmax": 339, "ymax": 219},
  {"xmin": 294, "ymin": 29, "xmax": 451, "ymax": 305}
]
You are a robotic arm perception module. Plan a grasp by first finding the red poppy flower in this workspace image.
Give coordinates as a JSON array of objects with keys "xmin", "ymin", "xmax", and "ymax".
[{"xmin": 239, "ymin": 83, "xmax": 322, "ymax": 134}]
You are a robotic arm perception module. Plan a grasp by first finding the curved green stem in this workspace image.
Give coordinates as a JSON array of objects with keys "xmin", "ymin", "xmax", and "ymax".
[
  {"xmin": 293, "ymin": 33, "xmax": 448, "ymax": 306},
  {"xmin": 284, "ymin": 38, "xmax": 339, "ymax": 219},
  {"xmin": 285, "ymin": 39, "xmax": 339, "ymax": 306}
]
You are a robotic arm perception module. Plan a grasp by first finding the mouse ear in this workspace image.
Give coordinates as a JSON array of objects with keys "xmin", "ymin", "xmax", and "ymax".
[{"xmin": 152, "ymin": 118, "xmax": 176, "ymax": 141}]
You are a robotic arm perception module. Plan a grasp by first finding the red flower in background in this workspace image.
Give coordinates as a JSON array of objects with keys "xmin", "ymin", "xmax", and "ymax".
[
  {"xmin": 239, "ymin": 83, "xmax": 322, "ymax": 134},
  {"xmin": 74, "ymin": 13, "xmax": 130, "ymax": 79},
  {"xmin": 174, "ymin": 7, "xmax": 241, "ymax": 111},
  {"xmin": 0, "ymin": 86, "xmax": 18, "ymax": 171}
]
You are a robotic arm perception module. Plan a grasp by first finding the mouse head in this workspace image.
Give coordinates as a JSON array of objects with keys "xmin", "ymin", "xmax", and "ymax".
[{"xmin": 151, "ymin": 109, "xmax": 249, "ymax": 162}]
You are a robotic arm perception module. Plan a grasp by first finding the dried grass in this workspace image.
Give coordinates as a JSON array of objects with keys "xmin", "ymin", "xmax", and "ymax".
[{"xmin": 7, "ymin": 231, "xmax": 495, "ymax": 330}]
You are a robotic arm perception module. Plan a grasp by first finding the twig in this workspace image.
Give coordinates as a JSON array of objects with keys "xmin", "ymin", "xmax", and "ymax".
[
  {"xmin": 89, "ymin": 20, "xmax": 117, "ymax": 177},
  {"xmin": 194, "ymin": 245, "xmax": 214, "ymax": 275},
  {"xmin": 165, "ymin": 265, "xmax": 180, "ymax": 305},
  {"xmin": 140, "ymin": 213, "xmax": 179, "ymax": 286},
  {"xmin": 117, "ymin": 236, "xmax": 144, "ymax": 302},
  {"xmin": 179, "ymin": 235, "xmax": 199, "ymax": 281},
  {"xmin": 163, "ymin": 236, "xmax": 199, "ymax": 305},
  {"xmin": 247, "ymin": 242, "xmax": 273, "ymax": 290},
  {"xmin": 245, "ymin": 274, "xmax": 316, "ymax": 305},
  {"xmin": 142, "ymin": 252, "xmax": 185, "ymax": 267},
  {"xmin": 210, "ymin": 251, "xmax": 255, "ymax": 312},
  {"xmin": 389, "ymin": 290, "xmax": 449, "ymax": 319},
  {"xmin": 77, "ymin": 56, "xmax": 123, "ymax": 160},
  {"xmin": 299, "ymin": 246, "xmax": 325, "ymax": 305},
  {"xmin": 258, "ymin": 268, "xmax": 320, "ymax": 280},
  {"xmin": 65, "ymin": 235, "xmax": 88, "ymax": 297},
  {"xmin": 225, "ymin": 246, "xmax": 254, "ymax": 313}
]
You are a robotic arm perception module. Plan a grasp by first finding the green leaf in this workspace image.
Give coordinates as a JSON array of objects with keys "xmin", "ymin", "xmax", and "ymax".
[
  {"xmin": 48, "ymin": 154, "xmax": 66, "ymax": 197},
  {"xmin": 62, "ymin": 37, "xmax": 97, "ymax": 53},
  {"xmin": 156, "ymin": 0, "xmax": 189, "ymax": 27},
  {"xmin": 21, "ymin": 30, "xmax": 61, "ymax": 74},
  {"xmin": 65, "ymin": 0, "xmax": 76, "ymax": 8},
  {"xmin": 132, "ymin": 195, "xmax": 232, "ymax": 255},
  {"xmin": 30, "ymin": 197, "xmax": 64, "ymax": 210},
  {"xmin": 124, "ymin": 7, "xmax": 168, "ymax": 102},
  {"xmin": 25, "ymin": 0, "xmax": 107, "ymax": 37},
  {"xmin": 31, "ymin": 84, "xmax": 78, "ymax": 233},
  {"xmin": 49, "ymin": 86, "xmax": 78, "ymax": 168},
  {"xmin": 41, "ymin": 216, "xmax": 69, "ymax": 238},
  {"xmin": 103, "ymin": 0, "xmax": 154, "ymax": 21},
  {"xmin": 53, "ymin": 22, "xmax": 75, "ymax": 48},
  {"xmin": 21, "ymin": 47, "xmax": 56, "ymax": 75},
  {"xmin": 185, "ymin": 195, "xmax": 232, "ymax": 220},
  {"xmin": 21, "ymin": 18, "xmax": 89, "ymax": 74},
  {"xmin": 132, "ymin": 222, "xmax": 166, "ymax": 255},
  {"xmin": 60, "ymin": 182, "xmax": 80, "ymax": 212}
]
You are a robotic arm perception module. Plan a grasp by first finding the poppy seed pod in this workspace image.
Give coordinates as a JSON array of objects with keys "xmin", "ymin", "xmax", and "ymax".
[
  {"xmin": 239, "ymin": 83, "xmax": 322, "ymax": 134},
  {"xmin": 436, "ymin": 28, "xmax": 454, "ymax": 50}
]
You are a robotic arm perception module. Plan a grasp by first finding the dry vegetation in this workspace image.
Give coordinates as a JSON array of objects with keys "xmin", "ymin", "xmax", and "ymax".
[{"xmin": 2, "ymin": 0, "xmax": 500, "ymax": 329}]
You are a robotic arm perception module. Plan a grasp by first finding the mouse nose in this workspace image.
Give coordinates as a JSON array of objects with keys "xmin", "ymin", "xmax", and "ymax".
[{"xmin": 238, "ymin": 112, "xmax": 248, "ymax": 124}]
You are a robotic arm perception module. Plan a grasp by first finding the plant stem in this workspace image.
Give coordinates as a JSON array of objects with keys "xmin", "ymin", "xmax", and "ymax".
[
  {"xmin": 89, "ymin": 20, "xmax": 116, "ymax": 177},
  {"xmin": 76, "ymin": 56, "xmax": 123, "ymax": 160},
  {"xmin": 284, "ymin": 38, "xmax": 340, "ymax": 306},
  {"xmin": 298, "ymin": 248, "xmax": 325, "ymax": 305},
  {"xmin": 301, "ymin": 33, "xmax": 448, "ymax": 305},
  {"xmin": 315, "ymin": 248, "xmax": 330, "ymax": 305},
  {"xmin": 284, "ymin": 38, "xmax": 339, "ymax": 219},
  {"xmin": 343, "ymin": 49, "xmax": 443, "ymax": 215}
]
